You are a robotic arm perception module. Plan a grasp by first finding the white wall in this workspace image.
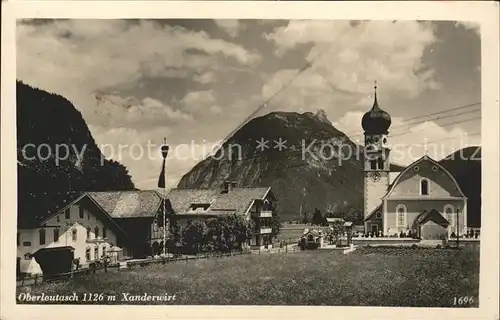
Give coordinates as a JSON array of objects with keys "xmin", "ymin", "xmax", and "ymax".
[{"xmin": 17, "ymin": 203, "xmax": 119, "ymax": 275}]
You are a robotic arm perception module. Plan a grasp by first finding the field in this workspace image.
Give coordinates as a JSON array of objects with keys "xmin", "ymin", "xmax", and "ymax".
[{"xmin": 18, "ymin": 246, "xmax": 480, "ymax": 307}]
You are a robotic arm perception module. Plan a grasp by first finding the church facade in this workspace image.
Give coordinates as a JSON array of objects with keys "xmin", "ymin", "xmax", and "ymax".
[{"xmin": 362, "ymin": 86, "xmax": 467, "ymax": 239}]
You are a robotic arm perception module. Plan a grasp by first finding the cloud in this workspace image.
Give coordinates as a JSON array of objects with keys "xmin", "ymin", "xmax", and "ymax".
[
  {"xmin": 17, "ymin": 19, "xmax": 263, "ymax": 188},
  {"xmin": 214, "ymin": 19, "xmax": 243, "ymax": 38},
  {"xmin": 17, "ymin": 19, "xmax": 261, "ymax": 108},
  {"xmin": 193, "ymin": 71, "xmax": 216, "ymax": 84},
  {"xmin": 180, "ymin": 90, "xmax": 222, "ymax": 115},
  {"xmin": 455, "ymin": 21, "xmax": 481, "ymax": 36},
  {"xmin": 262, "ymin": 20, "xmax": 439, "ymax": 111},
  {"xmin": 333, "ymin": 111, "xmax": 481, "ymax": 166},
  {"xmin": 90, "ymin": 94, "xmax": 193, "ymax": 129}
]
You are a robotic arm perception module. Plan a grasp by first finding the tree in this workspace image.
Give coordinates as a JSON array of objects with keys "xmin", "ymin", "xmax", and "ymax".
[
  {"xmin": 312, "ymin": 208, "xmax": 324, "ymax": 226},
  {"xmin": 301, "ymin": 212, "xmax": 309, "ymax": 224},
  {"xmin": 182, "ymin": 220, "xmax": 207, "ymax": 254},
  {"xmin": 270, "ymin": 207, "xmax": 282, "ymax": 238}
]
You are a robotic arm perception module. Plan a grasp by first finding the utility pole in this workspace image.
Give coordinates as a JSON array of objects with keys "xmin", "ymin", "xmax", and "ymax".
[{"xmin": 160, "ymin": 138, "xmax": 170, "ymax": 256}]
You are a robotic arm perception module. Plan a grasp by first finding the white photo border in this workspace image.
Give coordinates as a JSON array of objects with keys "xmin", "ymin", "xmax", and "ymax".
[{"xmin": 1, "ymin": 1, "xmax": 499, "ymax": 320}]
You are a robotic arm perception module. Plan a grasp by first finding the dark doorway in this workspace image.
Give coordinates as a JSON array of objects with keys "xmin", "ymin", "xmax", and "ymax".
[{"xmin": 371, "ymin": 225, "xmax": 378, "ymax": 234}]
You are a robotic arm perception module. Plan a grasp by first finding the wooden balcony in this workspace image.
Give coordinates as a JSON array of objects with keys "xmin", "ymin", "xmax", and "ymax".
[{"xmin": 251, "ymin": 210, "xmax": 273, "ymax": 218}]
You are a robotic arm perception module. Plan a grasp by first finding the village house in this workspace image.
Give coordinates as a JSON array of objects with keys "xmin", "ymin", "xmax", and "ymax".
[
  {"xmin": 87, "ymin": 191, "xmax": 165, "ymax": 258},
  {"xmin": 361, "ymin": 85, "xmax": 467, "ymax": 239},
  {"xmin": 17, "ymin": 190, "xmax": 165, "ymax": 277},
  {"xmin": 166, "ymin": 182, "xmax": 277, "ymax": 249}
]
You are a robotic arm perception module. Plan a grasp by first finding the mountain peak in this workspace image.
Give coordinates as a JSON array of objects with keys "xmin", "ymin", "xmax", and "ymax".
[{"xmin": 314, "ymin": 109, "xmax": 331, "ymax": 125}]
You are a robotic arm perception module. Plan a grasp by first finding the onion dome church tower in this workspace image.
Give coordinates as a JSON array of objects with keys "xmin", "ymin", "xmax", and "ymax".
[{"xmin": 362, "ymin": 83, "xmax": 392, "ymax": 232}]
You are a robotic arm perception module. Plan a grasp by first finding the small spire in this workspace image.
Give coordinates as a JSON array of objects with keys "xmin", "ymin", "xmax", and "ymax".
[{"xmin": 372, "ymin": 80, "xmax": 379, "ymax": 109}]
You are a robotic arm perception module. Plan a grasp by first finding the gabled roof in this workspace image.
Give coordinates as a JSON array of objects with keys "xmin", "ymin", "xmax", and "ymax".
[
  {"xmin": 416, "ymin": 209, "xmax": 450, "ymax": 227},
  {"xmin": 38, "ymin": 193, "xmax": 129, "ymax": 238},
  {"xmin": 87, "ymin": 190, "xmax": 163, "ymax": 218},
  {"xmin": 364, "ymin": 203, "xmax": 383, "ymax": 221},
  {"xmin": 383, "ymin": 155, "xmax": 467, "ymax": 199},
  {"xmin": 166, "ymin": 187, "xmax": 272, "ymax": 216},
  {"xmin": 18, "ymin": 191, "xmax": 82, "ymax": 228}
]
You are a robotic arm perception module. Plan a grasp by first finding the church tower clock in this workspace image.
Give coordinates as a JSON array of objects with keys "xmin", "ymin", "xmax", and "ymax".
[{"xmin": 362, "ymin": 84, "xmax": 392, "ymax": 233}]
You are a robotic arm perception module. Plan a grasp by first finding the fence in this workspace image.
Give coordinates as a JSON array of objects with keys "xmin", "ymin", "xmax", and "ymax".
[{"xmin": 16, "ymin": 250, "xmax": 252, "ymax": 288}]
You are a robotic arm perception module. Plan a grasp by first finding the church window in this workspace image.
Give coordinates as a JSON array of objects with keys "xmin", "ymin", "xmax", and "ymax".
[
  {"xmin": 370, "ymin": 159, "xmax": 377, "ymax": 170},
  {"xmin": 396, "ymin": 205, "xmax": 406, "ymax": 227},
  {"xmin": 377, "ymin": 158, "xmax": 384, "ymax": 170},
  {"xmin": 432, "ymin": 166, "xmax": 438, "ymax": 172},
  {"xmin": 413, "ymin": 166, "xmax": 420, "ymax": 172},
  {"xmin": 420, "ymin": 178, "xmax": 430, "ymax": 196}
]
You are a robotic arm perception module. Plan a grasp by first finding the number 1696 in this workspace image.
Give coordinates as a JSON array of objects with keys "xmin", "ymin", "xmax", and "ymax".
[{"xmin": 453, "ymin": 296, "xmax": 475, "ymax": 306}]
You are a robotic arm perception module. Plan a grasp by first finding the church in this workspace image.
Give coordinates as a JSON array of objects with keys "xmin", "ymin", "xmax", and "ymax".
[{"xmin": 362, "ymin": 85, "xmax": 467, "ymax": 240}]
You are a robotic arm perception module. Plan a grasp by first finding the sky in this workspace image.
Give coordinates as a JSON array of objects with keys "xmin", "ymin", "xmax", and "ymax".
[{"xmin": 16, "ymin": 19, "xmax": 481, "ymax": 190}]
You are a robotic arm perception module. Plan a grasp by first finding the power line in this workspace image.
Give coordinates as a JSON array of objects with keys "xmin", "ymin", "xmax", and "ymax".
[
  {"xmin": 344, "ymin": 103, "xmax": 481, "ymax": 138},
  {"xmin": 211, "ymin": 42, "xmax": 336, "ymax": 157}
]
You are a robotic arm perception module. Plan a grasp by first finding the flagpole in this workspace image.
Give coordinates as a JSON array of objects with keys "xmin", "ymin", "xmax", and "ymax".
[{"xmin": 160, "ymin": 138, "xmax": 169, "ymax": 257}]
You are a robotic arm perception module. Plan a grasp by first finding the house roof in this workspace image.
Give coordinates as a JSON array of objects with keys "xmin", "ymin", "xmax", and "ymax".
[
  {"xmin": 416, "ymin": 209, "xmax": 450, "ymax": 227},
  {"xmin": 87, "ymin": 190, "xmax": 163, "ymax": 218},
  {"xmin": 36, "ymin": 193, "xmax": 129, "ymax": 238},
  {"xmin": 364, "ymin": 203, "xmax": 383, "ymax": 221},
  {"xmin": 302, "ymin": 229, "xmax": 321, "ymax": 237},
  {"xmin": 383, "ymin": 155, "xmax": 467, "ymax": 199},
  {"xmin": 326, "ymin": 217, "xmax": 344, "ymax": 223},
  {"xmin": 18, "ymin": 191, "xmax": 82, "ymax": 228},
  {"xmin": 166, "ymin": 187, "xmax": 272, "ymax": 216}
]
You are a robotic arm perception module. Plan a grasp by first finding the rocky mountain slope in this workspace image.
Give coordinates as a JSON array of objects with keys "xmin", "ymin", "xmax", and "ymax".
[
  {"xmin": 178, "ymin": 110, "xmax": 372, "ymax": 222},
  {"xmin": 17, "ymin": 81, "xmax": 135, "ymax": 228},
  {"xmin": 178, "ymin": 110, "xmax": 481, "ymax": 226}
]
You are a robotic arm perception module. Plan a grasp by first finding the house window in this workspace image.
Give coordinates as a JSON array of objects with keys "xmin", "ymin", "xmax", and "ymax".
[
  {"xmin": 375, "ymin": 211, "xmax": 382, "ymax": 219},
  {"xmin": 72, "ymin": 229, "xmax": 77, "ymax": 242},
  {"xmin": 53, "ymin": 229, "xmax": 60, "ymax": 242},
  {"xmin": 86, "ymin": 247, "xmax": 91, "ymax": 261},
  {"xmin": 39, "ymin": 229, "xmax": 46, "ymax": 245},
  {"xmin": 396, "ymin": 205, "xmax": 407, "ymax": 227},
  {"xmin": 103, "ymin": 246, "xmax": 107, "ymax": 257},
  {"xmin": 17, "ymin": 232, "xmax": 20, "ymax": 246},
  {"xmin": 79, "ymin": 206, "xmax": 84, "ymax": 219},
  {"xmin": 56, "ymin": 215, "xmax": 60, "ymax": 223},
  {"xmin": 87, "ymin": 227, "xmax": 91, "ymax": 240},
  {"xmin": 420, "ymin": 178, "xmax": 429, "ymax": 196},
  {"xmin": 370, "ymin": 159, "xmax": 377, "ymax": 170},
  {"xmin": 94, "ymin": 246, "xmax": 99, "ymax": 260},
  {"xmin": 95, "ymin": 226, "xmax": 99, "ymax": 238},
  {"xmin": 103, "ymin": 227, "xmax": 107, "ymax": 239},
  {"xmin": 65, "ymin": 208, "xmax": 70, "ymax": 219},
  {"xmin": 23, "ymin": 241, "xmax": 31, "ymax": 247}
]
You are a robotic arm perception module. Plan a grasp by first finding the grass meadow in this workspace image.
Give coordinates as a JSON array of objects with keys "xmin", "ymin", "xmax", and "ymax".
[{"xmin": 17, "ymin": 246, "xmax": 480, "ymax": 307}]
